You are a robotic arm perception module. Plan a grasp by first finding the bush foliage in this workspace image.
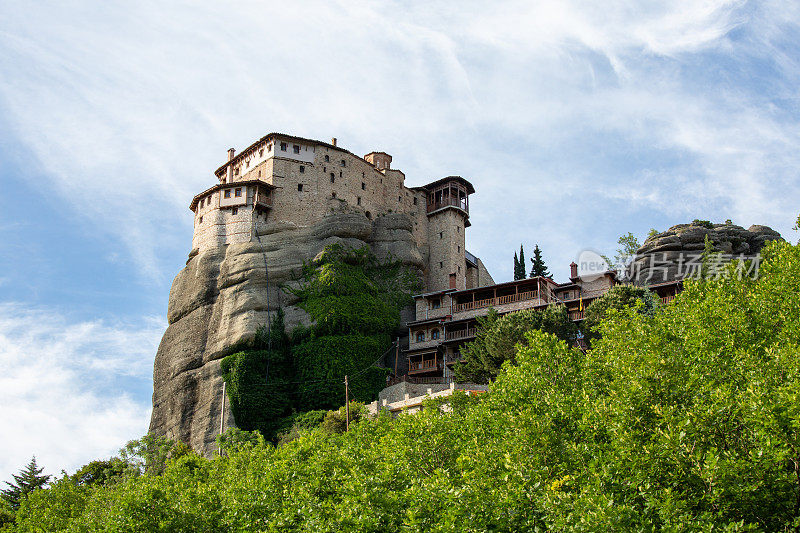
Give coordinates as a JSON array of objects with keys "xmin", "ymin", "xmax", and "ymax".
[{"xmin": 8, "ymin": 239, "xmax": 800, "ymax": 530}]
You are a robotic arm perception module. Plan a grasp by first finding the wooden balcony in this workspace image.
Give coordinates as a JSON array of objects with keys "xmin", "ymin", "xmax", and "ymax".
[
  {"xmin": 453, "ymin": 290, "xmax": 545, "ymax": 313},
  {"xmin": 661, "ymin": 295, "xmax": 675, "ymax": 304},
  {"xmin": 409, "ymin": 360, "xmax": 441, "ymax": 373},
  {"xmin": 427, "ymin": 198, "xmax": 468, "ymax": 214},
  {"xmin": 445, "ymin": 327, "xmax": 476, "ymax": 341},
  {"xmin": 569, "ymin": 310, "xmax": 584, "ymax": 321}
]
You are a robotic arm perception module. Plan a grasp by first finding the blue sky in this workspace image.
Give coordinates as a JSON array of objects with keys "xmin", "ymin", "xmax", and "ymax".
[{"xmin": 1, "ymin": 0, "xmax": 799, "ymax": 481}]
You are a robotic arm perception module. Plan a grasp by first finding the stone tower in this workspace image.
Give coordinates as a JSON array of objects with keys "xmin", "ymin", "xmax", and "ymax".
[{"xmin": 421, "ymin": 177, "xmax": 473, "ymax": 291}]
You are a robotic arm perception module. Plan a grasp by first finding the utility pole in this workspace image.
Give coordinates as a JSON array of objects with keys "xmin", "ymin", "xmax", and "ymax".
[
  {"xmin": 344, "ymin": 375, "xmax": 350, "ymax": 431},
  {"xmin": 218, "ymin": 381, "xmax": 226, "ymax": 456},
  {"xmin": 394, "ymin": 337, "xmax": 399, "ymax": 377}
]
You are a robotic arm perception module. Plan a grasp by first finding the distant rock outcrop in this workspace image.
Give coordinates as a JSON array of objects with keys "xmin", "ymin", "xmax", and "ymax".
[
  {"xmin": 149, "ymin": 212, "xmax": 426, "ymax": 454},
  {"xmin": 629, "ymin": 221, "xmax": 783, "ymax": 284}
]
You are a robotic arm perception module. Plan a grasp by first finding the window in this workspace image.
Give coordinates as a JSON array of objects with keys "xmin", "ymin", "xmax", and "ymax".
[
  {"xmin": 235, "ymin": 188, "xmax": 242, "ymax": 197},
  {"xmin": 323, "ymin": 166, "xmax": 326, "ymax": 172},
  {"xmin": 258, "ymin": 170, "xmax": 261, "ymax": 177},
  {"xmin": 457, "ymin": 246, "xmax": 460, "ymax": 252},
  {"xmin": 293, "ymin": 144, "xmax": 300, "ymax": 154},
  {"xmin": 199, "ymin": 216, "xmax": 203, "ymax": 224},
  {"xmin": 259, "ymin": 149, "xmax": 264, "ymax": 157},
  {"xmin": 332, "ymin": 192, "xmax": 337, "ymax": 198},
  {"xmin": 439, "ymin": 232, "xmax": 443, "ymax": 239},
  {"xmin": 439, "ymin": 262, "xmax": 443, "ymax": 268},
  {"xmin": 357, "ymin": 197, "xmax": 361, "ymax": 205},
  {"xmin": 330, "ymin": 173, "xmax": 335, "ymax": 183},
  {"xmin": 361, "ymin": 182, "xmax": 365, "ymax": 190},
  {"xmin": 339, "ymin": 170, "xmax": 342, "ymax": 177},
  {"xmin": 340, "ymin": 159, "xmax": 346, "ymax": 167},
  {"xmin": 413, "ymin": 197, "xmax": 417, "ymax": 205},
  {"xmin": 324, "ymin": 155, "xmax": 330, "ymax": 162},
  {"xmin": 431, "ymin": 329, "xmax": 440, "ymax": 340},
  {"xmin": 280, "ymin": 142, "xmax": 287, "ymax": 151},
  {"xmin": 431, "ymin": 298, "xmax": 441, "ymax": 309},
  {"xmin": 299, "ymin": 165, "xmax": 305, "ymax": 173},
  {"xmin": 297, "ymin": 184, "xmax": 303, "ymax": 192},
  {"xmin": 224, "ymin": 189, "xmax": 231, "ymax": 198},
  {"xmin": 232, "ymin": 207, "xmax": 238, "ymax": 215},
  {"xmin": 234, "ymin": 167, "xmax": 239, "ymax": 176},
  {"xmin": 416, "ymin": 332, "xmax": 425, "ymax": 343},
  {"xmin": 398, "ymin": 196, "xmax": 401, "ymax": 202}
]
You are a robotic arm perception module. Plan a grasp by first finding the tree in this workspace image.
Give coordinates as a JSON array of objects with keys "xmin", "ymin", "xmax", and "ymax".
[
  {"xmin": 529, "ymin": 244, "xmax": 551, "ymax": 278},
  {"xmin": 454, "ymin": 306, "xmax": 577, "ymax": 383},
  {"xmin": 581, "ymin": 284, "xmax": 659, "ymax": 346},
  {"xmin": 1, "ymin": 457, "xmax": 50, "ymax": 509},
  {"xmin": 514, "ymin": 245, "xmax": 526, "ymax": 280}
]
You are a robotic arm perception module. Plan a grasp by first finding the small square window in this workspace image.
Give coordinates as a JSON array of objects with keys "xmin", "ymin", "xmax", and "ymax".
[
  {"xmin": 235, "ymin": 188, "xmax": 242, "ymax": 197},
  {"xmin": 299, "ymin": 165, "xmax": 305, "ymax": 173},
  {"xmin": 324, "ymin": 155, "xmax": 330, "ymax": 162},
  {"xmin": 280, "ymin": 142, "xmax": 287, "ymax": 151},
  {"xmin": 232, "ymin": 207, "xmax": 238, "ymax": 215},
  {"xmin": 357, "ymin": 197, "xmax": 361, "ymax": 205},
  {"xmin": 224, "ymin": 190, "xmax": 231, "ymax": 198},
  {"xmin": 297, "ymin": 184, "xmax": 303, "ymax": 192},
  {"xmin": 293, "ymin": 144, "xmax": 300, "ymax": 154},
  {"xmin": 340, "ymin": 159, "xmax": 346, "ymax": 167},
  {"xmin": 361, "ymin": 182, "xmax": 365, "ymax": 190}
]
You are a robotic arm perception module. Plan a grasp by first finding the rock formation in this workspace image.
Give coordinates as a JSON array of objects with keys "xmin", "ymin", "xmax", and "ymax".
[
  {"xmin": 629, "ymin": 221, "xmax": 783, "ymax": 284},
  {"xmin": 149, "ymin": 211, "xmax": 425, "ymax": 454}
]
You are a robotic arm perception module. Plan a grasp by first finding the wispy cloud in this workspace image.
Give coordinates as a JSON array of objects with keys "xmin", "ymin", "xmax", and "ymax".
[
  {"xmin": 0, "ymin": 0, "xmax": 798, "ymax": 283},
  {"xmin": 0, "ymin": 303, "xmax": 163, "ymax": 482}
]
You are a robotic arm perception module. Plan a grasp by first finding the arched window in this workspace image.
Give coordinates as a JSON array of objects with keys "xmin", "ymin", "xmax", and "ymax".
[
  {"xmin": 431, "ymin": 329, "xmax": 440, "ymax": 340},
  {"xmin": 416, "ymin": 331, "xmax": 425, "ymax": 343}
]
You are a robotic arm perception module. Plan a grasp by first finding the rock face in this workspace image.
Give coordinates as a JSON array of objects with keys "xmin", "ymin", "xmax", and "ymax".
[
  {"xmin": 149, "ymin": 211, "xmax": 426, "ymax": 454},
  {"xmin": 629, "ymin": 222, "xmax": 783, "ymax": 284}
]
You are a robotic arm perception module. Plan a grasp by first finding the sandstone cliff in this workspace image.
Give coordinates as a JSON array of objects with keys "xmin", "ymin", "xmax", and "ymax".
[
  {"xmin": 629, "ymin": 221, "xmax": 782, "ymax": 284},
  {"xmin": 149, "ymin": 212, "xmax": 426, "ymax": 454}
]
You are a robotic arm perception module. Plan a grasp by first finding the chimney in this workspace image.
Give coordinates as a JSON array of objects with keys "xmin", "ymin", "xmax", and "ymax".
[
  {"xmin": 570, "ymin": 261, "xmax": 578, "ymax": 279},
  {"xmin": 225, "ymin": 148, "xmax": 236, "ymax": 183},
  {"xmin": 331, "ymin": 137, "xmax": 337, "ymax": 146}
]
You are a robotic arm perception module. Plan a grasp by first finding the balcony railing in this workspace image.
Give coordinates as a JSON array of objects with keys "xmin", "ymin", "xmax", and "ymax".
[
  {"xmin": 445, "ymin": 327, "xmax": 476, "ymax": 341},
  {"xmin": 427, "ymin": 198, "xmax": 468, "ymax": 214},
  {"xmin": 569, "ymin": 310, "xmax": 584, "ymax": 321},
  {"xmin": 453, "ymin": 290, "xmax": 551, "ymax": 313},
  {"xmin": 409, "ymin": 360, "xmax": 440, "ymax": 372},
  {"xmin": 661, "ymin": 295, "xmax": 675, "ymax": 304}
]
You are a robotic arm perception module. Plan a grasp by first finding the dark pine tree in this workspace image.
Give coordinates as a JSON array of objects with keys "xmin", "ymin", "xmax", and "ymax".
[
  {"xmin": 513, "ymin": 251, "xmax": 521, "ymax": 281},
  {"xmin": 529, "ymin": 244, "xmax": 551, "ymax": 278},
  {"xmin": 1, "ymin": 456, "xmax": 50, "ymax": 509},
  {"xmin": 517, "ymin": 245, "xmax": 526, "ymax": 280}
]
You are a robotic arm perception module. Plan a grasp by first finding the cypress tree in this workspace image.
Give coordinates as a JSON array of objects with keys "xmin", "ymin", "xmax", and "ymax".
[
  {"xmin": 518, "ymin": 245, "xmax": 526, "ymax": 280},
  {"xmin": 529, "ymin": 244, "xmax": 551, "ymax": 278},
  {"xmin": 513, "ymin": 251, "xmax": 520, "ymax": 281},
  {"xmin": 1, "ymin": 457, "xmax": 50, "ymax": 509}
]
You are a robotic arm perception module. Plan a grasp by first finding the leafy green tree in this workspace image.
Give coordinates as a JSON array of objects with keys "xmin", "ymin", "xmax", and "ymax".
[
  {"xmin": 1, "ymin": 457, "xmax": 50, "ymax": 510},
  {"xmin": 529, "ymin": 244, "xmax": 551, "ymax": 278},
  {"xmin": 69, "ymin": 459, "xmax": 126, "ymax": 487},
  {"xmin": 454, "ymin": 306, "xmax": 577, "ymax": 383},
  {"xmin": 581, "ymin": 284, "xmax": 658, "ymax": 345},
  {"xmin": 119, "ymin": 434, "xmax": 191, "ymax": 477}
]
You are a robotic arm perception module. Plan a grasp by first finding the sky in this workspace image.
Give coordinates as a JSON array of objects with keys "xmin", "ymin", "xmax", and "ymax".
[{"xmin": 1, "ymin": 0, "xmax": 799, "ymax": 481}]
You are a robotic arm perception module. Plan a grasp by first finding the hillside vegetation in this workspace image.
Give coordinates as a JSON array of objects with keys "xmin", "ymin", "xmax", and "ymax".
[{"xmin": 5, "ymin": 239, "xmax": 800, "ymax": 531}]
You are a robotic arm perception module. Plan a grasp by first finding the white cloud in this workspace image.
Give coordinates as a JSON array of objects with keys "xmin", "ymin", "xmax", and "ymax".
[
  {"xmin": 0, "ymin": 0, "xmax": 798, "ymax": 285},
  {"xmin": 0, "ymin": 303, "xmax": 163, "ymax": 482}
]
